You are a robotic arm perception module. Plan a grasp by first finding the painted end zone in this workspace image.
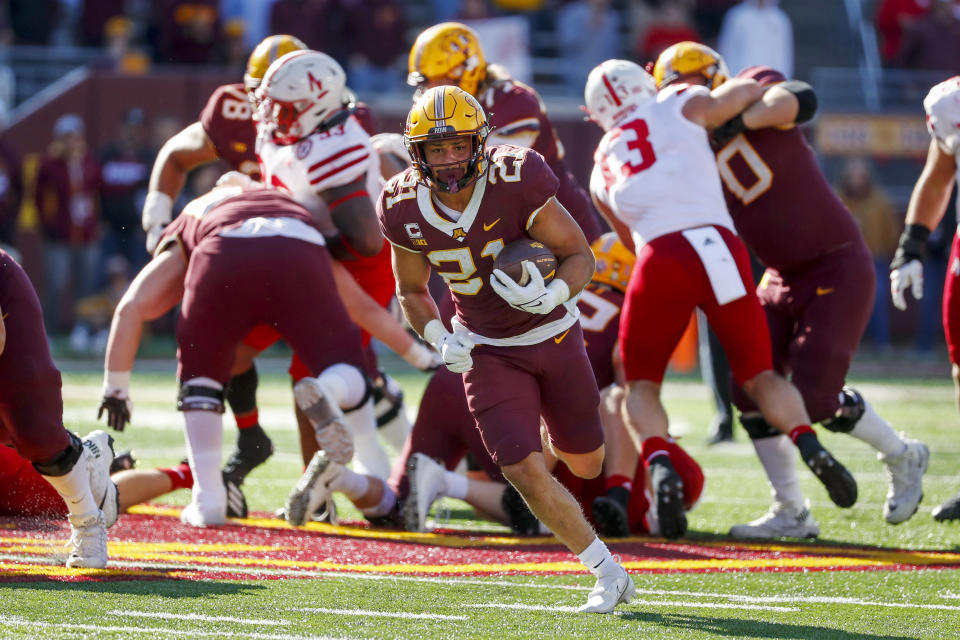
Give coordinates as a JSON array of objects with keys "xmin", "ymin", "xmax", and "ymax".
[{"xmin": 1, "ymin": 506, "xmax": 958, "ymax": 582}]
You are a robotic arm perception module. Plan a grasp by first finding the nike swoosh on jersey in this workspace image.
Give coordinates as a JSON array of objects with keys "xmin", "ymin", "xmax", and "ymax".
[
  {"xmin": 483, "ymin": 218, "xmax": 501, "ymax": 231},
  {"xmin": 554, "ymin": 329, "xmax": 571, "ymax": 344},
  {"xmin": 816, "ymin": 287, "xmax": 834, "ymax": 296}
]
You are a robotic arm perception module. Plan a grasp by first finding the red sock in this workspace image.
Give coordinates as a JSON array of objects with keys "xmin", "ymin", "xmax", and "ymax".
[
  {"xmin": 641, "ymin": 436, "xmax": 671, "ymax": 465},
  {"xmin": 159, "ymin": 462, "xmax": 193, "ymax": 491},
  {"xmin": 235, "ymin": 410, "xmax": 259, "ymax": 429},
  {"xmin": 789, "ymin": 424, "xmax": 815, "ymax": 445},
  {"xmin": 605, "ymin": 474, "xmax": 633, "ymax": 493}
]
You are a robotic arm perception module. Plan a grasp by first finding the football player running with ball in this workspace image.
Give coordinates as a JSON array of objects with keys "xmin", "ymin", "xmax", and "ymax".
[
  {"xmin": 378, "ymin": 86, "xmax": 634, "ymax": 614},
  {"xmin": 584, "ymin": 59, "xmax": 859, "ymax": 540}
]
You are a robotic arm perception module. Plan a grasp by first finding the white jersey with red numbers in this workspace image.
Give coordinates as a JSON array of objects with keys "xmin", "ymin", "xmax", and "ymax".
[
  {"xmin": 257, "ymin": 114, "xmax": 382, "ymax": 222},
  {"xmin": 589, "ymin": 83, "xmax": 735, "ymax": 248}
]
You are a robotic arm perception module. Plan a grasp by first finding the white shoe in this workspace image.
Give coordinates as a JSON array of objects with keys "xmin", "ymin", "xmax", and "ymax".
[
  {"xmin": 403, "ymin": 453, "xmax": 446, "ymax": 532},
  {"xmin": 285, "ymin": 451, "xmax": 343, "ymax": 527},
  {"xmin": 66, "ymin": 510, "xmax": 108, "ymax": 568},
  {"xmin": 294, "ymin": 378, "xmax": 354, "ymax": 465},
  {"xmin": 577, "ymin": 564, "xmax": 635, "ymax": 613},
  {"xmin": 82, "ymin": 430, "xmax": 118, "ymax": 528},
  {"xmin": 729, "ymin": 500, "xmax": 820, "ymax": 539},
  {"xmin": 881, "ymin": 438, "xmax": 930, "ymax": 524},
  {"xmin": 180, "ymin": 499, "xmax": 226, "ymax": 527}
]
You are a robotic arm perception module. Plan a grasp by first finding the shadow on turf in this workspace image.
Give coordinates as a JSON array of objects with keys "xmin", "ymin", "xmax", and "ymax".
[
  {"xmin": 0, "ymin": 580, "xmax": 265, "ymax": 598},
  {"xmin": 621, "ymin": 612, "xmax": 919, "ymax": 639}
]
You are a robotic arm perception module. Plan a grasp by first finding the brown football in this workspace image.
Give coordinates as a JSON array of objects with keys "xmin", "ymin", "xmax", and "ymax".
[{"xmin": 493, "ymin": 239, "xmax": 558, "ymax": 286}]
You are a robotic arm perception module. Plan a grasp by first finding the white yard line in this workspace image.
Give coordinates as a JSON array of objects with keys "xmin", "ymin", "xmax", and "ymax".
[
  {"xmin": 109, "ymin": 610, "xmax": 290, "ymax": 626},
  {"xmin": 0, "ymin": 616, "xmax": 338, "ymax": 640},
  {"xmin": 292, "ymin": 607, "xmax": 466, "ymax": 621},
  {"xmin": 465, "ymin": 601, "xmax": 799, "ymax": 613}
]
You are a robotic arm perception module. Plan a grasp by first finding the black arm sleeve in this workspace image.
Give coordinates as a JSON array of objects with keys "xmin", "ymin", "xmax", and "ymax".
[{"xmin": 779, "ymin": 80, "xmax": 818, "ymax": 124}]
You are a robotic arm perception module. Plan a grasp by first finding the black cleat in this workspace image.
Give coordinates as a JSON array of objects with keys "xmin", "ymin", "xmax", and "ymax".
[
  {"xmin": 706, "ymin": 414, "xmax": 733, "ymax": 445},
  {"xmin": 650, "ymin": 457, "xmax": 687, "ymax": 539},
  {"xmin": 222, "ymin": 423, "xmax": 274, "ymax": 486},
  {"xmin": 223, "ymin": 473, "xmax": 248, "ymax": 518},
  {"xmin": 592, "ymin": 494, "xmax": 631, "ymax": 538},
  {"xmin": 796, "ymin": 434, "xmax": 858, "ymax": 508},
  {"xmin": 933, "ymin": 491, "xmax": 960, "ymax": 522}
]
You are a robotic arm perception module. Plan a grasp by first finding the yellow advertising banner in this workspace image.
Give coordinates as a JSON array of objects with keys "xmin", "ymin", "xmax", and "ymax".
[{"xmin": 816, "ymin": 114, "xmax": 929, "ymax": 157}]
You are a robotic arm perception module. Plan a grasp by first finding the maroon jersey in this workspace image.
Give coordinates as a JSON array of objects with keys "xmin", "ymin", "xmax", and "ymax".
[
  {"xmin": 378, "ymin": 145, "xmax": 565, "ymax": 340},
  {"xmin": 158, "ymin": 187, "xmax": 321, "ymax": 260},
  {"xmin": 199, "ymin": 83, "xmax": 260, "ymax": 178},
  {"xmin": 578, "ymin": 282, "xmax": 624, "ymax": 390},
  {"xmin": 716, "ymin": 68, "xmax": 863, "ymax": 271},
  {"xmin": 480, "ymin": 78, "xmax": 603, "ymax": 242}
]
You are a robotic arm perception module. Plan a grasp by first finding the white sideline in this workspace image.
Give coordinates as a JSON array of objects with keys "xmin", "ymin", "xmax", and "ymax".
[
  {"xmin": 110, "ymin": 610, "xmax": 289, "ymax": 626},
  {"xmin": 292, "ymin": 607, "xmax": 466, "ymax": 621},
  {"xmin": 465, "ymin": 601, "xmax": 799, "ymax": 613},
  {"xmin": 0, "ymin": 616, "xmax": 337, "ymax": 640}
]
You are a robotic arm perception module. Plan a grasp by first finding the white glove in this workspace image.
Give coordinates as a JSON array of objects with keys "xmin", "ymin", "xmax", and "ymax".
[
  {"xmin": 370, "ymin": 133, "xmax": 410, "ymax": 163},
  {"xmin": 890, "ymin": 259, "xmax": 924, "ymax": 311},
  {"xmin": 143, "ymin": 191, "xmax": 173, "ymax": 253},
  {"xmin": 402, "ymin": 340, "xmax": 443, "ymax": 371},
  {"xmin": 423, "ymin": 319, "xmax": 475, "ymax": 374},
  {"xmin": 490, "ymin": 262, "xmax": 570, "ymax": 315}
]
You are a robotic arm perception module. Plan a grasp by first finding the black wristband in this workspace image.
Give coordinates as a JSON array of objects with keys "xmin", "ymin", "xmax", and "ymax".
[
  {"xmin": 710, "ymin": 114, "xmax": 746, "ymax": 150},
  {"xmin": 890, "ymin": 223, "xmax": 931, "ymax": 270}
]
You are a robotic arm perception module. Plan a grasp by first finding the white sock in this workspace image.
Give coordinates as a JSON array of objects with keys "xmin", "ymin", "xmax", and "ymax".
[
  {"xmin": 345, "ymin": 399, "xmax": 391, "ymax": 479},
  {"xmin": 848, "ymin": 399, "xmax": 907, "ymax": 457},
  {"xmin": 443, "ymin": 470, "xmax": 469, "ymax": 500},
  {"xmin": 752, "ymin": 435, "xmax": 805, "ymax": 508},
  {"xmin": 41, "ymin": 455, "xmax": 98, "ymax": 519},
  {"xmin": 318, "ymin": 363, "xmax": 366, "ymax": 409},
  {"xmin": 361, "ymin": 484, "xmax": 397, "ymax": 518},
  {"xmin": 184, "ymin": 409, "xmax": 226, "ymax": 508},
  {"xmin": 331, "ymin": 466, "xmax": 370, "ymax": 500},
  {"xmin": 576, "ymin": 536, "xmax": 618, "ymax": 578}
]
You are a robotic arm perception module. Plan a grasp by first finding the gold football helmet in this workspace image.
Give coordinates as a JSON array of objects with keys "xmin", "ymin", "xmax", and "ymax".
[
  {"xmin": 652, "ymin": 41, "xmax": 729, "ymax": 90},
  {"xmin": 244, "ymin": 34, "xmax": 308, "ymax": 93},
  {"xmin": 407, "ymin": 22, "xmax": 487, "ymax": 97},
  {"xmin": 404, "ymin": 85, "xmax": 490, "ymax": 193},
  {"xmin": 591, "ymin": 232, "xmax": 635, "ymax": 292}
]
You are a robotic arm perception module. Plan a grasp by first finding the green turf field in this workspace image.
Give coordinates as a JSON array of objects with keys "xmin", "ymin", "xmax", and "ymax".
[{"xmin": 4, "ymin": 359, "xmax": 960, "ymax": 639}]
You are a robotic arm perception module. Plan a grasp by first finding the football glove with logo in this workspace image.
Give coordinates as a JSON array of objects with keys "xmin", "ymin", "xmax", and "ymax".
[
  {"xmin": 423, "ymin": 320, "xmax": 474, "ymax": 374},
  {"xmin": 490, "ymin": 262, "xmax": 570, "ymax": 315}
]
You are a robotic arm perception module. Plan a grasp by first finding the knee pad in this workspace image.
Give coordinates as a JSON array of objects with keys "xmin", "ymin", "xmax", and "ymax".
[
  {"xmin": 225, "ymin": 364, "xmax": 258, "ymax": 415},
  {"xmin": 820, "ymin": 386, "xmax": 864, "ymax": 434},
  {"xmin": 343, "ymin": 375, "xmax": 374, "ymax": 414},
  {"xmin": 501, "ymin": 484, "xmax": 539, "ymax": 535},
  {"xmin": 178, "ymin": 381, "xmax": 225, "ymax": 413},
  {"xmin": 32, "ymin": 431, "xmax": 82, "ymax": 477},
  {"xmin": 740, "ymin": 413, "xmax": 780, "ymax": 440}
]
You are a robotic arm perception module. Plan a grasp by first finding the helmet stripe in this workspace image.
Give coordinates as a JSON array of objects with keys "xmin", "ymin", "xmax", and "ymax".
[
  {"xmin": 602, "ymin": 73, "xmax": 622, "ymax": 107},
  {"xmin": 268, "ymin": 37, "xmax": 282, "ymax": 65}
]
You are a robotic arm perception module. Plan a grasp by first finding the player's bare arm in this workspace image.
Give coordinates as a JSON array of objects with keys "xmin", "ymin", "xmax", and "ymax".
[
  {"xmin": 682, "ymin": 78, "xmax": 763, "ymax": 129},
  {"xmin": 105, "ymin": 248, "xmax": 187, "ymax": 374},
  {"xmin": 148, "ymin": 122, "xmax": 219, "ymax": 199},
  {"xmin": 590, "ymin": 192, "xmax": 635, "ymax": 255},
  {"xmin": 905, "ymin": 138, "xmax": 957, "ymax": 231},
  {"xmin": 322, "ymin": 175, "xmax": 386, "ymax": 258},
  {"xmin": 100, "ymin": 247, "xmax": 186, "ymax": 430},
  {"xmin": 392, "ymin": 246, "xmax": 440, "ymax": 338},
  {"xmin": 527, "ymin": 196, "xmax": 595, "ymax": 295}
]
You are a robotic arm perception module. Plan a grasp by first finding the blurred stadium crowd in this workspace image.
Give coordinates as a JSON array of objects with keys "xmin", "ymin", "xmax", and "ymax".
[{"xmin": 0, "ymin": 0, "xmax": 955, "ymax": 355}]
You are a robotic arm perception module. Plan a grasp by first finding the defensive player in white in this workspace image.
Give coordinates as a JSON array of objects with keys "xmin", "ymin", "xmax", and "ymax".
[
  {"xmin": 254, "ymin": 50, "xmax": 406, "ymax": 520},
  {"xmin": 584, "ymin": 59, "xmax": 858, "ymax": 538},
  {"xmin": 890, "ymin": 76, "xmax": 960, "ymax": 521}
]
